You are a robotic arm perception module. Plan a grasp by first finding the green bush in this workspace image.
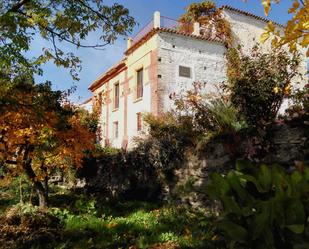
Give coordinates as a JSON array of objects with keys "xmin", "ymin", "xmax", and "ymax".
[
  {"xmin": 208, "ymin": 99, "xmax": 247, "ymax": 134},
  {"xmin": 285, "ymin": 83, "xmax": 309, "ymax": 118},
  {"xmin": 227, "ymin": 46, "xmax": 301, "ymax": 127},
  {"xmin": 207, "ymin": 161, "xmax": 309, "ymax": 249},
  {"xmin": 171, "ymin": 83, "xmax": 247, "ymax": 140}
]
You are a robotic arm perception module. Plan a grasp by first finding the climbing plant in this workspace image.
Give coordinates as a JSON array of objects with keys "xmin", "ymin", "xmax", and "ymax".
[{"xmin": 178, "ymin": 1, "xmax": 232, "ymax": 45}]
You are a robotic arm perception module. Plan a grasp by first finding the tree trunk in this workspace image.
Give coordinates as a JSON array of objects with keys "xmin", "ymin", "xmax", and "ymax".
[
  {"xmin": 35, "ymin": 181, "xmax": 48, "ymax": 208},
  {"xmin": 19, "ymin": 177, "xmax": 24, "ymax": 204},
  {"xmin": 22, "ymin": 145, "xmax": 48, "ymax": 208},
  {"xmin": 25, "ymin": 165, "xmax": 48, "ymax": 208}
]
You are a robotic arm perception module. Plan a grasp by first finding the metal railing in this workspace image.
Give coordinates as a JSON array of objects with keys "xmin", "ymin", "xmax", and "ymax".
[
  {"xmin": 131, "ymin": 16, "xmax": 194, "ymax": 46},
  {"xmin": 160, "ymin": 16, "xmax": 193, "ymax": 34},
  {"xmin": 131, "ymin": 19, "xmax": 154, "ymax": 46}
]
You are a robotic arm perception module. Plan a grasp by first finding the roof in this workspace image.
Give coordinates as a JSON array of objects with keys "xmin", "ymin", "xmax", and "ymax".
[
  {"xmin": 88, "ymin": 59, "xmax": 126, "ymax": 91},
  {"xmin": 89, "ymin": 5, "xmax": 284, "ymax": 93},
  {"xmin": 221, "ymin": 5, "xmax": 284, "ymax": 28},
  {"xmin": 89, "ymin": 28, "xmax": 225, "ymax": 92},
  {"xmin": 80, "ymin": 97, "xmax": 92, "ymax": 105},
  {"xmin": 125, "ymin": 27, "xmax": 225, "ymax": 55}
]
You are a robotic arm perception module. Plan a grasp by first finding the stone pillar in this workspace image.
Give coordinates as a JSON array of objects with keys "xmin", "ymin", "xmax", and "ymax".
[
  {"xmin": 127, "ymin": 37, "xmax": 133, "ymax": 49},
  {"xmin": 154, "ymin": 11, "xmax": 160, "ymax": 28},
  {"xmin": 193, "ymin": 22, "xmax": 200, "ymax": 36}
]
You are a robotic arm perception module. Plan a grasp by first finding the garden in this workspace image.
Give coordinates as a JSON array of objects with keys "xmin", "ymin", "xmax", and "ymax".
[{"xmin": 1, "ymin": 1, "xmax": 309, "ymax": 249}]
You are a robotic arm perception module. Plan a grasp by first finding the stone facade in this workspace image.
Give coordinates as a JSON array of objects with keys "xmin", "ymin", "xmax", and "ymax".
[
  {"xmin": 157, "ymin": 32, "xmax": 227, "ymax": 113},
  {"xmin": 172, "ymin": 120, "xmax": 309, "ymax": 207},
  {"xmin": 88, "ymin": 7, "xmax": 307, "ymax": 148}
]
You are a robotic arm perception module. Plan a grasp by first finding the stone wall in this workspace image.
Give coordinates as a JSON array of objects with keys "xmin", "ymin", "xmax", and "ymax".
[
  {"xmin": 157, "ymin": 32, "xmax": 227, "ymax": 113},
  {"xmin": 170, "ymin": 119, "xmax": 308, "ymax": 207}
]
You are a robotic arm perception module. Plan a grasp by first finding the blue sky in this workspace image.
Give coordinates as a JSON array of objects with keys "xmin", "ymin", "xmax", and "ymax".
[{"xmin": 33, "ymin": 0, "xmax": 294, "ymax": 103}]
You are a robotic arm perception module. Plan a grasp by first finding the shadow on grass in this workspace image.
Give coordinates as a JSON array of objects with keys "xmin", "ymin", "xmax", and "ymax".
[
  {"xmin": 56, "ymin": 204, "xmax": 215, "ymax": 249},
  {"xmin": 1, "ymin": 188, "xmax": 218, "ymax": 249}
]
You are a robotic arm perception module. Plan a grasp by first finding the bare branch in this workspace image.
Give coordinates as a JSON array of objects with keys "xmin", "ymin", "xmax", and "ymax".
[
  {"xmin": 74, "ymin": 0, "xmax": 114, "ymax": 28},
  {"xmin": 16, "ymin": 10, "xmax": 110, "ymax": 49},
  {"xmin": 8, "ymin": 0, "xmax": 31, "ymax": 13}
]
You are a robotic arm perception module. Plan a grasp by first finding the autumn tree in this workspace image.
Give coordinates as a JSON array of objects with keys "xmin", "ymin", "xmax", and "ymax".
[
  {"xmin": 259, "ymin": 0, "xmax": 309, "ymax": 56},
  {"xmin": 0, "ymin": 76, "xmax": 96, "ymax": 208},
  {"xmin": 0, "ymin": 1, "xmax": 134, "ymax": 207},
  {"xmin": 0, "ymin": 0, "xmax": 136, "ymax": 80},
  {"xmin": 179, "ymin": 1, "xmax": 232, "ymax": 45}
]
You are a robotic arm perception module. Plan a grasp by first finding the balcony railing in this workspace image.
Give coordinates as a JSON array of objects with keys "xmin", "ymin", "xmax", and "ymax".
[
  {"xmin": 130, "ymin": 12, "xmax": 195, "ymax": 47},
  {"xmin": 131, "ymin": 19, "xmax": 154, "ymax": 46},
  {"xmin": 160, "ymin": 16, "xmax": 193, "ymax": 34}
]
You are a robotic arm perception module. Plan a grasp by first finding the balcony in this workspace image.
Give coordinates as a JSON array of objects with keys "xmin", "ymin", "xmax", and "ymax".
[{"xmin": 128, "ymin": 11, "xmax": 200, "ymax": 48}]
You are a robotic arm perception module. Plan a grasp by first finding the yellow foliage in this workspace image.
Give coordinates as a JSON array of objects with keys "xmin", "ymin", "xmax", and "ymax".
[
  {"xmin": 259, "ymin": 0, "xmax": 309, "ymax": 56},
  {"xmin": 262, "ymin": 0, "xmax": 271, "ymax": 16},
  {"xmin": 178, "ymin": 1, "xmax": 233, "ymax": 45}
]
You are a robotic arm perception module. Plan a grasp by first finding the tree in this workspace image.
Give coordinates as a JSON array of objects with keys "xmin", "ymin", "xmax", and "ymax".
[
  {"xmin": 0, "ymin": 77, "xmax": 96, "ymax": 208},
  {"xmin": 259, "ymin": 0, "xmax": 309, "ymax": 56},
  {"xmin": 227, "ymin": 46, "xmax": 301, "ymax": 127},
  {"xmin": 178, "ymin": 1, "xmax": 232, "ymax": 45},
  {"xmin": 0, "ymin": 0, "xmax": 136, "ymax": 80}
]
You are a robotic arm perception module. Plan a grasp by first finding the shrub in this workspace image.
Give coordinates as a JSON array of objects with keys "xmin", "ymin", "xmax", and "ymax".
[
  {"xmin": 227, "ymin": 46, "xmax": 301, "ymax": 127},
  {"xmin": 79, "ymin": 144, "xmax": 169, "ymax": 201},
  {"xmin": 0, "ymin": 204, "xmax": 62, "ymax": 249},
  {"xmin": 206, "ymin": 161, "xmax": 309, "ymax": 249},
  {"xmin": 171, "ymin": 83, "xmax": 247, "ymax": 139},
  {"xmin": 285, "ymin": 83, "xmax": 309, "ymax": 119}
]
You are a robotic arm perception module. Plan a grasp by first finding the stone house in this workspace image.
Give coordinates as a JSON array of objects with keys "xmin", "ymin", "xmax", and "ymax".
[{"xmin": 88, "ymin": 5, "xmax": 307, "ymax": 148}]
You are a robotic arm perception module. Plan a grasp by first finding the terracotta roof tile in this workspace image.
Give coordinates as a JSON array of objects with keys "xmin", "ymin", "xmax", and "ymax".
[
  {"xmin": 88, "ymin": 59, "xmax": 126, "ymax": 91},
  {"xmin": 90, "ymin": 5, "xmax": 284, "ymax": 92},
  {"xmin": 221, "ymin": 5, "xmax": 284, "ymax": 28},
  {"xmin": 125, "ymin": 27, "xmax": 226, "ymax": 55}
]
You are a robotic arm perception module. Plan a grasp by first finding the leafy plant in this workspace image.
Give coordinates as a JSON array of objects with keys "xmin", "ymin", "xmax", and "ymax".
[
  {"xmin": 208, "ymin": 99, "xmax": 247, "ymax": 134},
  {"xmin": 179, "ymin": 1, "xmax": 232, "ymax": 45},
  {"xmin": 171, "ymin": 82, "xmax": 247, "ymax": 139},
  {"xmin": 206, "ymin": 161, "xmax": 309, "ymax": 249},
  {"xmin": 259, "ymin": 0, "xmax": 309, "ymax": 56},
  {"xmin": 0, "ymin": 80, "xmax": 96, "ymax": 208},
  {"xmin": 285, "ymin": 83, "xmax": 309, "ymax": 118},
  {"xmin": 0, "ymin": 0, "xmax": 135, "ymax": 80},
  {"xmin": 227, "ymin": 46, "xmax": 301, "ymax": 127}
]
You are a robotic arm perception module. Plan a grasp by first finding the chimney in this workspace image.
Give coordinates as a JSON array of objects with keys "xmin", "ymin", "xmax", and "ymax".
[
  {"xmin": 154, "ymin": 11, "xmax": 161, "ymax": 28},
  {"xmin": 193, "ymin": 22, "xmax": 200, "ymax": 36},
  {"xmin": 127, "ymin": 37, "xmax": 133, "ymax": 49}
]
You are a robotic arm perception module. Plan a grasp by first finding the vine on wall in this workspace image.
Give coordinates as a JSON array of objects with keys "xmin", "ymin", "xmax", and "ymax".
[{"xmin": 178, "ymin": 1, "xmax": 233, "ymax": 45}]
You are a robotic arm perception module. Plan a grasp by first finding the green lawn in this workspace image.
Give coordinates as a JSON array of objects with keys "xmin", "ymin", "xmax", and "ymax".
[{"xmin": 0, "ymin": 186, "xmax": 219, "ymax": 249}]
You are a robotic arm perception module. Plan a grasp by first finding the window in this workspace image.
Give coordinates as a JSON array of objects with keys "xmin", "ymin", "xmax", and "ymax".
[
  {"xmin": 179, "ymin": 65, "xmax": 191, "ymax": 78},
  {"xmin": 136, "ymin": 68, "xmax": 143, "ymax": 99},
  {"xmin": 137, "ymin": 112, "xmax": 142, "ymax": 131},
  {"xmin": 114, "ymin": 82, "xmax": 119, "ymax": 109},
  {"xmin": 98, "ymin": 92, "xmax": 103, "ymax": 105},
  {"xmin": 113, "ymin": 121, "xmax": 119, "ymax": 138}
]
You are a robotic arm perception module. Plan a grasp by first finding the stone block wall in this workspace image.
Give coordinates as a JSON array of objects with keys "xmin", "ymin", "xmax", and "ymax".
[{"xmin": 170, "ymin": 120, "xmax": 308, "ymax": 207}]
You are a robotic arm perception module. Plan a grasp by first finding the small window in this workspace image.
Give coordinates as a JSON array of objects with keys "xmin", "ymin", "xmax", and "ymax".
[
  {"xmin": 137, "ymin": 112, "xmax": 142, "ymax": 131},
  {"xmin": 113, "ymin": 121, "xmax": 119, "ymax": 139},
  {"xmin": 179, "ymin": 66, "xmax": 191, "ymax": 78},
  {"xmin": 98, "ymin": 92, "xmax": 103, "ymax": 104},
  {"xmin": 136, "ymin": 68, "xmax": 143, "ymax": 99},
  {"xmin": 114, "ymin": 82, "xmax": 120, "ymax": 109}
]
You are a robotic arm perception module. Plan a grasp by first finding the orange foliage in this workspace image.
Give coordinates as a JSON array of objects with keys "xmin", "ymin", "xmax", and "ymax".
[{"xmin": 0, "ymin": 81, "xmax": 95, "ymax": 207}]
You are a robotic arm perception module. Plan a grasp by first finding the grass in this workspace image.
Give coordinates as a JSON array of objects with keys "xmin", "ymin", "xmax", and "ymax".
[
  {"xmin": 0, "ymin": 182, "xmax": 218, "ymax": 249},
  {"xmin": 53, "ymin": 200, "xmax": 215, "ymax": 249}
]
